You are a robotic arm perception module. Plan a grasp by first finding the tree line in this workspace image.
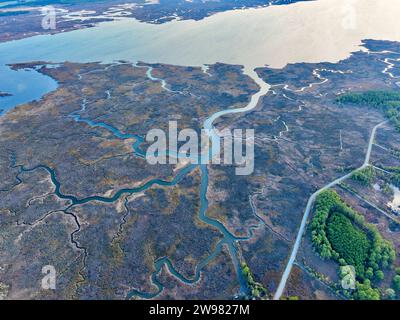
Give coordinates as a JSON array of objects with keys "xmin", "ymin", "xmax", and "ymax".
[{"xmin": 336, "ymin": 91, "xmax": 400, "ymax": 132}]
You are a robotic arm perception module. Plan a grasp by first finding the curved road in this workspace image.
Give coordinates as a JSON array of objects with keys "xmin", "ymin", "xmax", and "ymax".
[{"xmin": 273, "ymin": 120, "xmax": 387, "ymax": 300}]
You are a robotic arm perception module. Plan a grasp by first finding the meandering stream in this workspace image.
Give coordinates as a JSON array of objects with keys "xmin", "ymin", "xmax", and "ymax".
[{"xmin": 2, "ymin": 0, "xmax": 400, "ymax": 298}]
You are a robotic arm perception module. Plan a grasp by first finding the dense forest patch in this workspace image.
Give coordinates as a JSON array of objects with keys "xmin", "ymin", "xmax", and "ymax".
[
  {"xmin": 327, "ymin": 212, "xmax": 371, "ymax": 276},
  {"xmin": 310, "ymin": 190, "xmax": 396, "ymax": 299}
]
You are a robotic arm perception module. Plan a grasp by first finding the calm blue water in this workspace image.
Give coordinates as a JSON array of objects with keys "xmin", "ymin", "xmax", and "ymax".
[{"xmin": 0, "ymin": 64, "xmax": 57, "ymax": 114}]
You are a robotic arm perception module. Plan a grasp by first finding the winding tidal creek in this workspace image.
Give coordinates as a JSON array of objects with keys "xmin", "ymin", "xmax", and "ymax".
[{"xmin": 2, "ymin": 0, "xmax": 400, "ymax": 297}]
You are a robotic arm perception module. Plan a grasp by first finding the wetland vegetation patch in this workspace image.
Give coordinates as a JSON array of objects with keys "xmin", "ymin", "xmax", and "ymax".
[{"xmin": 336, "ymin": 91, "xmax": 400, "ymax": 132}]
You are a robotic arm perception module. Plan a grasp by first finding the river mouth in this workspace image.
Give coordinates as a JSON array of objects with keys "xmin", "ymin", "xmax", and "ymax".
[
  {"xmin": 1, "ymin": 0, "xmax": 400, "ymax": 300},
  {"xmin": 2, "ymin": 0, "xmax": 400, "ymax": 68},
  {"xmin": 2, "ymin": 0, "xmax": 400, "ymax": 113}
]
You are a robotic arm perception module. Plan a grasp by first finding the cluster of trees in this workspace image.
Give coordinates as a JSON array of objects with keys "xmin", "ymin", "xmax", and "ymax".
[
  {"xmin": 393, "ymin": 268, "xmax": 400, "ymax": 293},
  {"xmin": 280, "ymin": 296, "xmax": 300, "ymax": 300},
  {"xmin": 327, "ymin": 212, "xmax": 370, "ymax": 277},
  {"xmin": 389, "ymin": 147, "xmax": 400, "ymax": 159},
  {"xmin": 310, "ymin": 190, "xmax": 396, "ymax": 299},
  {"xmin": 310, "ymin": 190, "xmax": 339, "ymax": 259},
  {"xmin": 351, "ymin": 167, "xmax": 376, "ymax": 186},
  {"xmin": 336, "ymin": 91, "xmax": 400, "ymax": 132},
  {"xmin": 391, "ymin": 173, "xmax": 400, "ymax": 188},
  {"xmin": 378, "ymin": 269, "xmax": 400, "ymax": 300},
  {"xmin": 355, "ymin": 280, "xmax": 381, "ymax": 300},
  {"xmin": 241, "ymin": 263, "xmax": 268, "ymax": 300},
  {"xmin": 369, "ymin": 166, "xmax": 400, "ymax": 196},
  {"xmin": 380, "ymin": 166, "xmax": 400, "ymax": 188},
  {"xmin": 371, "ymin": 166, "xmax": 400, "ymax": 201}
]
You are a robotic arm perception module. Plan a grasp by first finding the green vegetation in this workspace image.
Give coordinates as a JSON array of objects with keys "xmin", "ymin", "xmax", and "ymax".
[
  {"xmin": 393, "ymin": 268, "xmax": 400, "ymax": 295},
  {"xmin": 327, "ymin": 212, "xmax": 370, "ymax": 276},
  {"xmin": 351, "ymin": 167, "xmax": 375, "ymax": 186},
  {"xmin": 382, "ymin": 182, "xmax": 393, "ymax": 195},
  {"xmin": 375, "ymin": 165, "xmax": 400, "ymax": 189},
  {"xmin": 310, "ymin": 190, "xmax": 338, "ymax": 260},
  {"xmin": 393, "ymin": 275, "xmax": 400, "ymax": 292},
  {"xmin": 391, "ymin": 173, "xmax": 400, "ymax": 188},
  {"xmin": 336, "ymin": 91, "xmax": 400, "ymax": 131},
  {"xmin": 389, "ymin": 147, "xmax": 400, "ymax": 159},
  {"xmin": 241, "ymin": 263, "xmax": 268, "ymax": 300},
  {"xmin": 355, "ymin": 280, "xmax": 380, "ymax": 300},
  {"xmin": 310, "ymin": 190, "xmax": 396, "ymax": 300},
  {"xmin": 280, "ymin": 296, "xmax": 300, "ymax": 300}
]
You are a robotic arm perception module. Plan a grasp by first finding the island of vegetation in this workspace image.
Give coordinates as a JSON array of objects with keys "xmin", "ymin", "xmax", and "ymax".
[{"xmin": 310, "ymin": 190, "xmax": 396, "ymax": 300}]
